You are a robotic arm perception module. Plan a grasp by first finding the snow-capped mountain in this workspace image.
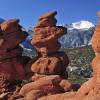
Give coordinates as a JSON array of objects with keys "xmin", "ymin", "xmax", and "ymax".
[
  {"xmin": 21, "ymin": 20, "xmax": 95, "ymax": 50},
  {"xmin": 70, "ymin": 21, "xmax": 94, "ymax": 30},
  {"xmin": 60, "ymin": 21, "xmax": 95, "ymax": 48}
]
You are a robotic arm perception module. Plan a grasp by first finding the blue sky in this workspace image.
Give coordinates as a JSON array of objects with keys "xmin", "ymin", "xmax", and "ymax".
[{"xmin": 0, "ymin": 0, "xmax": 99, "ymax": 28}]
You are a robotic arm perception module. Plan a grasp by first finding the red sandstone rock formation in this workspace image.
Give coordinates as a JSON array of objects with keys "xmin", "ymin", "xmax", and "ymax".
[
  {"xmin": 31, "ymin": 11, "xmax": 69, "ymax": 77},
  {"xmin": 0, "ymin": 19, "xmax": 29, "ymax": 93},
  {"xmin": 19, "ymin": 11, "xmax": 74, "ymax": 100}
]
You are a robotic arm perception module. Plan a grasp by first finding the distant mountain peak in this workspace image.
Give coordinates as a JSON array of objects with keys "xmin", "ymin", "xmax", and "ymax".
[
  {"xmin": 60, "ymin": 20, "xmax": 95, "ymax": 48},
  {"xmin": 71, "ymin": 20, "xmax": 94, "ymax": 30}
]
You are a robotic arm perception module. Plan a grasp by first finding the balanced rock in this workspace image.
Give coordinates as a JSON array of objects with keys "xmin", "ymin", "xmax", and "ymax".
[
  {"xmin": 30, "ymin": 11, "xmax": 68, "ymax": 77},
  {"xmin": 19, "ymin": 11, "xmax": 71, "ymax": 100}
]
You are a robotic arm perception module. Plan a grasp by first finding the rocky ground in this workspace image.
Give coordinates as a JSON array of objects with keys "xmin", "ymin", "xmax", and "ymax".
[{"xmin": 64, "ymin": 45, "xmax": 95, "ymax": 84}]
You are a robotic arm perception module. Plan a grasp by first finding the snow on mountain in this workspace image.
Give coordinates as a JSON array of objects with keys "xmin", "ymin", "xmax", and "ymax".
[
  {"xmin": 71, "ymin": 21, "xmax": 94, "ymax": 30},
  {"xmin": 60, "ymin": 20, "xmax": 95, "ymax": 48}
]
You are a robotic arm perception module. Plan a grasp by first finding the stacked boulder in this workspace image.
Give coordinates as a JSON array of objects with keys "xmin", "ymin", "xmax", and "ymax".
[
  {"xmin": 19, "ymin": 11, "xmax": 77, "ymax": 100},
  {"xmin": 0, "ymin": 19, "xmax": 28, "ymax": 93},
  {"xmin": 31, "ymin": 11, "xmax": 69, "ymax": 78}
]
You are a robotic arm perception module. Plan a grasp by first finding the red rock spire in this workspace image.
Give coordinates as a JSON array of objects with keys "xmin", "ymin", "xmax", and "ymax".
[{"xmin": 19, "ymin": 11, "xmax": 75, "ymax": 100}]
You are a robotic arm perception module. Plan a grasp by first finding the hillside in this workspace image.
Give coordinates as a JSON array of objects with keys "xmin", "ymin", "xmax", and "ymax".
[
  {"xmin": 60, "ymin": 21, "xmax": 95, "ymax": 48},
  {"xmin": 63, "ymin": 45, "xmax": 95, "ymax": 84}
]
